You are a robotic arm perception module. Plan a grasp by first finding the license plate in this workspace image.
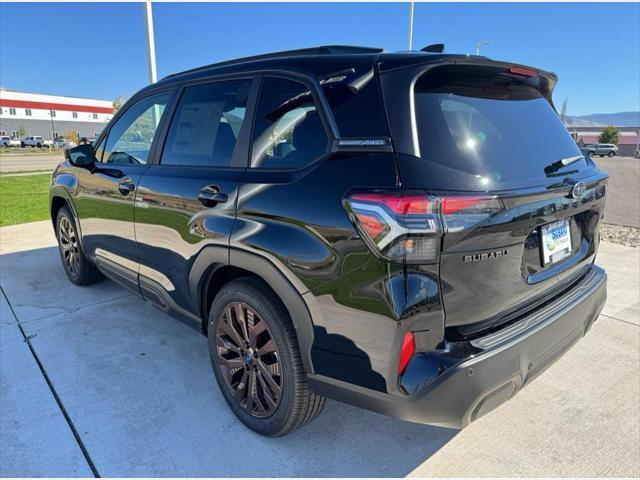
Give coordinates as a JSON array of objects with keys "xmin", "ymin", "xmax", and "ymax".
[{"xmin": 541, "ymin": 220, "xmax": 572, "ymax": 265}]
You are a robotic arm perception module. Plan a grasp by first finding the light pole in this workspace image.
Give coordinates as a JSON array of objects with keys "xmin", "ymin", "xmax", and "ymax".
[
  {"xmin": 407, "ymin": 1, "xmax": 415, "ymax": 50},
  {"xmin": 49, "ymin": 110, "xmax": 56, "ymax": 146},
  {"xmin": 144, "ymin": 1, "xmax": 160, "ymax": 128},
  {"xmin": 475, "ymin": 40, "xmax": 493, "ymax": 56},
  {"xmin": 144, "ymin": 1, "xmax": 157, "ymax": 84}
]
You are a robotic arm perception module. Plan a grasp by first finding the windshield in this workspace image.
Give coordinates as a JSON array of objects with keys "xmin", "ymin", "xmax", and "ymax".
[{"xmin": 413, "ymin": 66, "xmax": 588, "ymax": 185}]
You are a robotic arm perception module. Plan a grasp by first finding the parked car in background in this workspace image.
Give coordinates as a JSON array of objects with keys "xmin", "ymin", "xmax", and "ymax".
[
  {"xmin": 53, "ymin": 138, "xmax": 77, "ymax": 149},
  {"xmin": 583, "ymin": 143, "xmax": 618, "ymax": 157},
  {"xmin": 50, "ymin": 45, "xmax": 608, "ymax": 437},
  {"xmin": 21, "ymin": 135, "xmax": 52, "ymax": 148},
  {"xmin": 0, "ymin": 135, "xmax": 21, "ymax": 147}
]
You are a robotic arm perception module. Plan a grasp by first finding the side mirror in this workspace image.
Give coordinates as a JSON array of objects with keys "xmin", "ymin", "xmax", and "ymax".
[{"xmin": 65, "ymin": 144, "xmax": 96, "ymax": 168}]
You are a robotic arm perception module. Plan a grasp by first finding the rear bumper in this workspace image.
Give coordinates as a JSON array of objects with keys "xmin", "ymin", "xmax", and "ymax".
[{"xmin": 308, "ymin": 264, "xmax": 607, "ymax": 428}]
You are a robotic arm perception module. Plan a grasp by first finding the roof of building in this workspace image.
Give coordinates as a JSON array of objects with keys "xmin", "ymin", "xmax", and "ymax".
[
  {"xmin": 0, "ymin": 87, "xmax": 112, "ymax": 107},
  {"xmin": 0, "ymin": 88, "xmax": 113, "ymax": 114}
]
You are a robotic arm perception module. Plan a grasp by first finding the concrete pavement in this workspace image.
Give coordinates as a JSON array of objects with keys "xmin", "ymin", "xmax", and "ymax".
[
  {"xmin": 0, "ymin": 221, "xmax": 638, "ymax": 477},
  {"xmin": 594, "ymin": 156, "xmax": 640, "ymax": 228},
  {"xmin": 0, "ymin": 154, "xmax": 63, "ymax": 173},
  {"xmin": 0, "ymin": 294, "xmax": 94, "ymax": 477}
]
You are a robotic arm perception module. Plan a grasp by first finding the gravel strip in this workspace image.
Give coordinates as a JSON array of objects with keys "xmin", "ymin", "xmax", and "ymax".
[{"xmin": 600, "ymin": 223, "xmax": 640, "ymax": 248}]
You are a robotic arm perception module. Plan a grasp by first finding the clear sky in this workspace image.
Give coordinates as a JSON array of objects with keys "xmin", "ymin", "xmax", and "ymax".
[{"xmin": 1, "ymin": 2, "xmax": 638, "ymax": 116}]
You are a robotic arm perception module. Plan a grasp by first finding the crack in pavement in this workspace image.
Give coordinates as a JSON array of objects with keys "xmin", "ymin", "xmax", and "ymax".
[
  {"xmin": 1, "ymin": 286, "xmax": 101, "ymax": 477},
  {"xmin": 600, "ymin": 313, "xmax": 639, "ymax": 328},
  {"xmin": 7, "ymin": 293, "xmax": 134, "ymax": 325}
]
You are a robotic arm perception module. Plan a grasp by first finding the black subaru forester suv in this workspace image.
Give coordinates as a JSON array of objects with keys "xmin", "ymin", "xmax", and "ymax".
[{"xmin": 50, "ymin": 45, "xmax": 608, "ymax": 436}]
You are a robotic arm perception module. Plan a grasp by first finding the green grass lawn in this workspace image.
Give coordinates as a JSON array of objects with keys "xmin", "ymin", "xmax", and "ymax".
[{"xmin": 0, "ymin": 174, "xmax": 50, "ymax": 226}]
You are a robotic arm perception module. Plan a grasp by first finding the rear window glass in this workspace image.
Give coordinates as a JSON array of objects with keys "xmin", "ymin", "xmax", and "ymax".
[{"xmin": 414, "ymin": 66, "xmax": 587, "ymax": 183}]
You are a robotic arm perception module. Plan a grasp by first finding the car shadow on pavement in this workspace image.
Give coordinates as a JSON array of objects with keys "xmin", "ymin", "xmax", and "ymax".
[{"xmin": 1, "ymin": 246, "xmax": 456, "ymax": 477}]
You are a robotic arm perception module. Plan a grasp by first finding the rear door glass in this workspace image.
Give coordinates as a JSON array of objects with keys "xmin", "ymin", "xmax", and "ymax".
[{"xmin": 161, "ymin": 79, "xmax": 251, "ymax": 167}]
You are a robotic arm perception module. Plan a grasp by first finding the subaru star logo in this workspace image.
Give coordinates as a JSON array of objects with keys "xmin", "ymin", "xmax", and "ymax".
[{"xmin": 571, "ymin": 182, "xmax": 587, "ymax": 199}]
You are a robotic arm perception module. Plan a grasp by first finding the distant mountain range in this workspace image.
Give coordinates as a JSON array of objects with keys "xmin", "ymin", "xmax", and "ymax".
[{"xmin": 564, "ymin": 111, "xmax": 640, "ymax": 127}]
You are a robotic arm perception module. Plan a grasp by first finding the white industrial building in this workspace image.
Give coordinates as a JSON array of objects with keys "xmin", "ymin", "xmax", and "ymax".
[{"xmin": 0, "ymin": 88, "xmax": 114, "ymax": 141}]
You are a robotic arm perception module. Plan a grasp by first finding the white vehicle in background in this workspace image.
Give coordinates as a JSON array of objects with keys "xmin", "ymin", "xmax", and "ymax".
[
  {"xmin": 21, "ymin": 136, "xmax": 52, "ymax": 148},
  {"xmin": 0, "ymin": 136, "xmax": 21, "ymax": 147},
  {"xmin": 52, "ymin": 138, "xmax": 77, "ymax": 149}
]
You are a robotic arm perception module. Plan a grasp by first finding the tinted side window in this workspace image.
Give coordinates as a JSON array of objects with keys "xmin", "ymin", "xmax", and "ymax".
[
  {"xmin": 102, "ymin": 92, "xmax": 171, "ymax": 165},
  {"xmin": 161, "ymin": 79, "xmax": 251, "ymax": 167},
  {"xmin": 251, "ymin": 77, "xmax": 328, "ymax": 169},
  {"xmin": 321, "ymin": 65, "xmax": 389, "ymax": 137}
]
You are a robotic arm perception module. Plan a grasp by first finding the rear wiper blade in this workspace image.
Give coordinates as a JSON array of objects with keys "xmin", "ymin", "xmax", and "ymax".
[{"xmin": 544, "ymin": 155, "xmax": 583, "ymax": 176}]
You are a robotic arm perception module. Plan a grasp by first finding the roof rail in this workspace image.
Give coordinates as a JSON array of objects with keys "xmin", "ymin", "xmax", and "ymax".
[{"xmin": 163, "ymin": 45, "xmax": 383, "ymax": 80}]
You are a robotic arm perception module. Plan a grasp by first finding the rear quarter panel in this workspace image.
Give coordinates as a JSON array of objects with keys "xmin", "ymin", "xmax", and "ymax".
[{"xmin": 232, "ymin": 152, "xmax": 443, "ymax": 392}]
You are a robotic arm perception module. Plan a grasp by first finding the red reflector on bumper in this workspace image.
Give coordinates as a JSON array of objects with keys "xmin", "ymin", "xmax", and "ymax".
[{"xmin": 398, "ymin": 331, "xmax": 416, "ymax": 375}]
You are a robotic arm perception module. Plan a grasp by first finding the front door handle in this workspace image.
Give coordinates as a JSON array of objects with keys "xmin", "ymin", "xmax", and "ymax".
[
  {"xmin": 198, "ymin": 186, "xmax": 228, "ymax": 207},
  {"xmin": 118, "ymin": 179, "xmax": 135, "ymax": 195}
]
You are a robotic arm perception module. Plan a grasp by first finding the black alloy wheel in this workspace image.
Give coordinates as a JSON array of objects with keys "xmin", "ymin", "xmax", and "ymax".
[
  {"xmin": 215, "ymin": 301, "xmax": 283, "ymax": 418},
  {"xmin": 55, "ymin": 206, "xmax": 103, "ymax": 285},
  {"xmin": 208, "ymin": 278, "xmax": 326, "ymax": 436},
  {"xmin": 58, "ymin": 215, "xmax": 80, "ymax": 277}
]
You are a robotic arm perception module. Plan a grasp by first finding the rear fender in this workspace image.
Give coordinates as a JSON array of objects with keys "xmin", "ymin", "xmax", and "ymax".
[
  {"xmin": 49, "ymin": 171, "xmax": 84, "ymax": 248},
  {"xmin": 229, "ymin": 249, "xmax": 316, "ymax": 374},
  {"xmin": 189, "ymin": 245, "xmax": 316, "ymax": 373}
]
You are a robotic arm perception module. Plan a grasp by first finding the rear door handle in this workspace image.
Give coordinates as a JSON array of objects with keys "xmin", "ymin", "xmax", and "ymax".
[
  {"xmin": 198, "ymin": 186, "xmax": 228, "ymax": 207},
  {"xmin": 118, "ymin": 179, "xmax": 135, "ymax": 195}
]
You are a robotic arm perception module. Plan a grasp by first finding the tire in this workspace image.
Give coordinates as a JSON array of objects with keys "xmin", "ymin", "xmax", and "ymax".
[
  {"xmin": 208, "ymin": 277, "xmax": 325, "ymax": 436},
  {"xmin": 55, "ymin": 206, "xmax": 104, "ymax": 286},
  {"xmin": 20, "ymin": 142, "xmax": 25, "ymax": 148},
  {"xmin": 608, "ymin": 151, "xmax": 614, "ymax": 157},
  {"xmin": 588, "ymin": 151, "xmax": 594, "ymax": 157},
  {"xmin": 36, "ymin": 143, "xmax": 41, "ymax": 148}
]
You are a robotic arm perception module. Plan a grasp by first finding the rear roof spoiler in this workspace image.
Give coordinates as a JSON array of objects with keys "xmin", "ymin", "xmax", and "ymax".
[{"xmin": 379, "ymin": 56, "xmax": 558, "ymax": 99}]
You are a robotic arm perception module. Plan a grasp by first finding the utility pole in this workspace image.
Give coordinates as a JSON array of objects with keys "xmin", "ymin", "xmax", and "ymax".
[
  {"xmin": 49, "ymin": 110, "xmax": 56, "ymax": 144},
  {"xmin": 407, "ymin": 1, "xmax": 415, "ymax": 50},
  {"xmin": 144, "ymin": 1, "xmax": 157, "ymax": 84},
  {"xmin": 475, "ymin": 40, "xmax": 493, "ymax": 56},
  {"xmin": 144, "ymin": 1, "xmax": 160, "ymax": 127}
]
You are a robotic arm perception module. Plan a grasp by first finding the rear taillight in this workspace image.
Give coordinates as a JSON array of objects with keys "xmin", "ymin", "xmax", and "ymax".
[
  {"xmin": 441, "ymin": 196, "xmax": 503, "ymax": 232},
  {"xmin": 345, "ymin": 191, "xmax": 503, "ymax": 262},
  {"xmin": 346, "ymin": 192, "xmax": 441, "ymax": 263}
]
